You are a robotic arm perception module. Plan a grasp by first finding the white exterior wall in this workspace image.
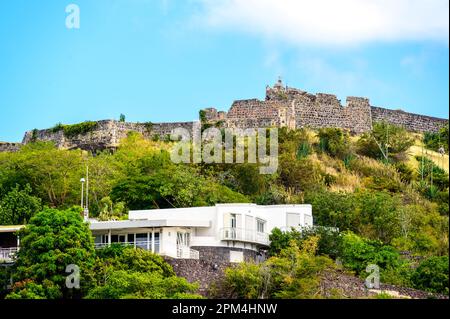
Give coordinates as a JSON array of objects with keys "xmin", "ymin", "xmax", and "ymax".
[{"xmin": 127, "ymin": 204, "xmax": 313, "ymax": 252}]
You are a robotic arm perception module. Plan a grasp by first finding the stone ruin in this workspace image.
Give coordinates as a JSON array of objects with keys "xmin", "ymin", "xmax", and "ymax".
[
  {"xmin": 0, "ymin": 79, "xmax": 447, "ymax": 152},
  {"xmin": 203, "ymin": 78, "xmax": 447, "ymax": 134}
]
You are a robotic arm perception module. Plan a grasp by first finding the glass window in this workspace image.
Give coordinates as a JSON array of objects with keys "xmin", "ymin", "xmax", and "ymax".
[
  {"xmin": 136, "ymin": 233, "xmax": 148, "ymax": 250},
  {"xmin": 257, "ymin": 220, "xmax": 265, "ymax": 233},
  {"xmin": 154, "ymin": 232, "xmax": 160, "ymax": 253},
  {"xmin": 230, "ymin": 214, "xmax": 237, "ymax": 228}
]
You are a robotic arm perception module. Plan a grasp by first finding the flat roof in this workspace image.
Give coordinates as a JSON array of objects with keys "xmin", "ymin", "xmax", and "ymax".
[
  {"xmin": 89, "ymin": 219, "xmax": 210, "ymax": 231},
  {"xmin": 0, "ymin": 225, "xmax": 24, "ymax": 233}
]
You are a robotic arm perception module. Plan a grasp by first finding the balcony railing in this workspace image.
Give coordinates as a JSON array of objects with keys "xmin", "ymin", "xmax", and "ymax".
[
  {"xmin": 220, "ymin": 227, "xmax": 269, "ymax": 245},
  {"xmin": 94, "ymin": 241, "xmax": 157, "ymax": 250},
  {"xmin": 177, "ymin": 246, "xmax": 200, "ymax": 260},
  {"xmin": 0, "ymin": 247, "xmax": 18, "ymax": 262}
]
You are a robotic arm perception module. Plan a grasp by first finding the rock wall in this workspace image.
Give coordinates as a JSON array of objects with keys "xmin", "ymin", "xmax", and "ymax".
[
  {"xmin": 165, "ymin": 258, "xmax": 229, "ymax": 296},
  {"xmin": 166, "ymin": 247, "xmax": 261, "ymax": 296},
  {"xmin": 1, "ymin": 81, "xmax": 447, "ymax": 153},
  {"xmin": 371, "ymin": 106, "xmax": 447, "ymax": 133},
  {"xmin": 294, "ymin": 94, "xmax": 373, "ymax": 134},
  {"xmin": 205, "ymin": 81, "xmax": 447, "ymax": 134},
  {"xmin": 191, "ymin": 246, "xmax": 259, "ymax": 264},
  {"xmin": 0, "ymin": 142, "xmax": 21, "ymax": 152},
  {"xmin": 20, "ymin": 120, "xmax": 195, "ymax": 151}
]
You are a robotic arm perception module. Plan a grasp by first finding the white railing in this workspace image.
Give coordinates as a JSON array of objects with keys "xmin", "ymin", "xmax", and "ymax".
[
  {"xmin": 177, "ymin": 246, "xmax": 200, "ymax": 260},
  {"xmin": 278, "ymin": 225, "xmax": 339, "ymax": 233},
  {"xmin": 220, "ymin": 227, "xmax": 269, "ymax": 245},
  {"xmin": 0, "ymin": 247, "xmax": 18, "ymax": 262},
  {"xmin": 94, "ymin": 241, "xmax": 151, "ymax": 250}
]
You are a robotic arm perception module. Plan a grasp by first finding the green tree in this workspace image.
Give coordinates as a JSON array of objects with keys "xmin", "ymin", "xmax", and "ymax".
[
  {"xmin": 0, "ymin": 184, "xmax": 42, "ymax": 225},
  {"xmin": 86, "ymin": 270, "xmax": 201, "ymax": 299},
  {"xmin": 222, "ymin": 238, "xmax": 333, "ymax": 299},
  {"xmin": 89, "ymin": 246, "xmax": 201, "ymax": 299},
  {"xmin": 357, "ymin": 122, "xmax": 414, "ymax": 162},
  {"xmin": 97, "ymin": 196, "xmax": 126, "ymax": 221},
  {"xmin": 119, "ymin": 114, "xmax": 126, "ymax": 122},
  {"xmin": 411, "ymin": 256, "xmax": 449, "ymax": 294},
  {"xmin": 0, "ymin": 142, "xmax": 84, "ymax": 207},
  {"xmin": 8, "ymin": 207, "xmax": 96, "ymax": 299}
]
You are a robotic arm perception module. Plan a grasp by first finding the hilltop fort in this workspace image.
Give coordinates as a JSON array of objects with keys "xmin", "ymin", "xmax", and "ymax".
[{"xmin": 1, "ymin": 79, "xmax": 448, "ymax": 152}]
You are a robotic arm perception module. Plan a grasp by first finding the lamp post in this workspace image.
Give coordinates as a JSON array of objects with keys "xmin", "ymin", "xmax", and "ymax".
[{"xmin": 80, "ymin": 178, "xmax": 85, "ymax": 209}]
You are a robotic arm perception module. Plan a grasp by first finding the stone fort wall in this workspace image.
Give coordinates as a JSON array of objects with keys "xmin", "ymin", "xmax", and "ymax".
[
  {"xmin": 204, "ymin": 80, "xmax": 447, "ymax": 134},
  {"xmin": 0, "ymin": 80, "xmax": 447, "ymax": 153},
  {"xmin": 0, "ymin": 142, "xmax": 22, "ymax": 153},
  {"xmin": 19, "ymin": 120, "xmax": 194, "ymax": 151}
]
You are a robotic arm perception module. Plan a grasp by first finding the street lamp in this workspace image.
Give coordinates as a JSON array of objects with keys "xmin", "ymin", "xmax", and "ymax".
[{"xmin": 80, "ymin": 178, "xmax": 86, "ymax": 209}]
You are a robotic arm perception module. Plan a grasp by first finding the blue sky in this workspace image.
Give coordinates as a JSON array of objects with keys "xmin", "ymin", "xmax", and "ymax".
[{"xmin": 0, "ymin": 0, "xmax": 448, "ymax": 142}]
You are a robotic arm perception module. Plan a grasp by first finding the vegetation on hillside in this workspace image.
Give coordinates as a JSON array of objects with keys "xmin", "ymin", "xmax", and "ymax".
[
  {"xmin": 3, "ymin": 208, "xmax": 201, "ymax": 299},
  {"xmin": 0, "ymin": 120, "xmax": 448, "ymax": 298}
]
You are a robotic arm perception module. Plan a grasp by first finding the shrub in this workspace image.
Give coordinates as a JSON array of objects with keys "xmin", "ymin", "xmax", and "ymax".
[
  {"xmin": 86, "ymin": 270, "xmax": 201, "ymax": 299},
  {"xmin": 317, "ymin": 128, "xmax": 352, "ymax": 159},
  {"xmin": 223, "ymin": 239, "xmax": 334, "ymax": 299},
  {"xmin": 63, "ymin": 121, "xmax": 98, "ymax": 138},
  {"xmin": 411, "ymin": 256, "xmax": 449, "ymax": 294},
  {"xmin": 357, "ymin": 122, "xmax": 414, "ymax": 161},
  {"xmin": 269, "ymin": 227, "xmax": 343, "ymax": 260},
  {"xmin": 340, "ymin": 232, "xmax": 406, "ymax": 283},
  {"xmin": 296, "ymin": 142, "xmax": 311, "ymax": 159},
  {"xmin": 423, "ymin": 124, "xmax": 449, "ymax": 153}
]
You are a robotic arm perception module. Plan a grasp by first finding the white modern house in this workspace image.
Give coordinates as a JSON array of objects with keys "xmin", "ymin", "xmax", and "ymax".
[
  {"xmin": 0, "ymin": 203, "xmax": 313, "ymax": 264},
  {"xmin": 90, "ymin": 203, "xmax": 313, "ymax": 263}
]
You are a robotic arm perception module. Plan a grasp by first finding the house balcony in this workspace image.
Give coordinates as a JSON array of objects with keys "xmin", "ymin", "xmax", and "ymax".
[
  {"xmin": 93, "ymin": 241, "xmax": 199, "ymax": 260},
  {"xmin": 177, "ymin": 246, "xmax": 200, "ymax": 260},
  {"xmin": 0, "ymin": 247, "xmax": 18, "ymax": 263},
  {"xmin": 220, "ymin": 227, "xmax": 269, "ymax": 246}
]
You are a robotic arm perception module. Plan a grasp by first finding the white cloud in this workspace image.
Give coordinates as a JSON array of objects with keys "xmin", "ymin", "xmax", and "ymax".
[{"xmin": 196, "ymin": 0, "xmax": 449, "ymax": 46}]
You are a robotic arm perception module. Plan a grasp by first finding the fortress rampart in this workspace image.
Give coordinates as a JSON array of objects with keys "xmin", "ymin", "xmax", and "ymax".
[{"xmin": 1, "ymin": 79, "xmax": 447, "ymax": 152}]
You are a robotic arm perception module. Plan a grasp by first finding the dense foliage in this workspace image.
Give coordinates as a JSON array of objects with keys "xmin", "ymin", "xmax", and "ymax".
[
  {"xmin": 7, "ymin": 207, "xmax": 96, "ymax": 299},
  {"xmin": 51, "ymin": 121, "xmax": 99, "ymax": 138},
  {"xmin": 4, "ymin": 209, "xmax": 202, "ymax": 299},
  {"xmin": 0, "ymin": 184, "xmax": 42, "ymax": 225},
  {"xmin": 87, "ymin": 245, "xmax": 201, "ymax": 299},
  {"xmin": 0, "ymin": 122, "xmax": 448, "ymax": 298},
  {"xmin": 220, "ymin": 237, "xmax": 334, "ymax": 299},
  {"xmin": 423, "ymin": 124, "xmax": 449, "ymax": 153}
]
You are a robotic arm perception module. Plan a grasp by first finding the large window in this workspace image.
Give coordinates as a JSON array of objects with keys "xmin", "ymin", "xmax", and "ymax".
[
  {"xmin": 136, "ymin": 233, "xmax": 148, "ymax": 250},
  {"xmin": 154, "ymin": 232, "xmax": 160, "ymax": 253}
]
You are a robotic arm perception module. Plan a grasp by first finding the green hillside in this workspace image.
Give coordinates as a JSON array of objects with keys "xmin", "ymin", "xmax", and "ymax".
[{"xmin": 0, "ymin": 122, "xmax": 448, "ymax": 299}]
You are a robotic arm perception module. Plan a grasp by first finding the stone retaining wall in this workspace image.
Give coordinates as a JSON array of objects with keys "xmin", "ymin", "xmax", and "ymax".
[{"xmin": 0, "ymin": 142, "xmax": 21, "ymax": 152}]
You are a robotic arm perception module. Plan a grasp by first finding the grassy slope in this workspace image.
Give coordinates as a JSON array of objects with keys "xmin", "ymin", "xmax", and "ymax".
[{"xmin": 408, "ymin": 134, "xmax": 449, "ymax": 172}]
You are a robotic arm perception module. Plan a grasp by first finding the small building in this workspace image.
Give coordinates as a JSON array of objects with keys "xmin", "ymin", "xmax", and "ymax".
[
  {"xmin": 0, "ymin": 226, "xmax": 23, "ymax": 263},
  {"xmin": 90, "ymin": 203, "xmax": 313, "ymax": 263}
]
